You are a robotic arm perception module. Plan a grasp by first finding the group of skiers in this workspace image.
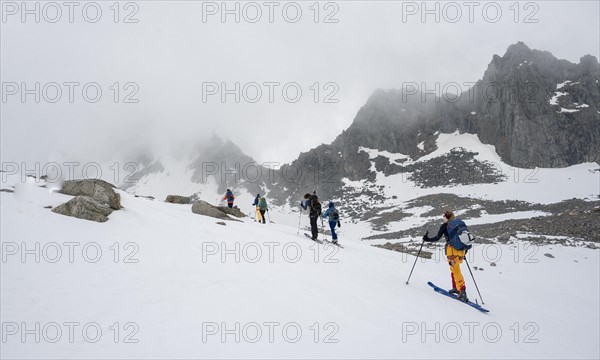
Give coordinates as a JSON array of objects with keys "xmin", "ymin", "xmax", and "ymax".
[
  {"xmin": 300, "ymin": 192, "xmax": 340, "ymax": 245},
  {"xmin": 223, "ymin": 188, "xmax": 474, "ymax": 303},
  {"xmin": 222, "ymin": 189, "xmax": 269, "ymax": 224},
  {"xmin": 222, "ymin": 189, "xmax": 340, "ymax": 243}
]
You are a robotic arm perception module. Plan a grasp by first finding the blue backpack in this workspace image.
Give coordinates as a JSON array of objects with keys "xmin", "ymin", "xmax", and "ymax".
[
  {"xmin": 226, "ymin": 191, "xmax": 234, "ymax": 202},
  {"xmin": 447, "ymin": 218, "xmax": 474, "ymax": 250}
]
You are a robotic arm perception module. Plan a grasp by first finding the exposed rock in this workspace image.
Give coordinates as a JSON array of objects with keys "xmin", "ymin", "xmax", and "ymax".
[
  {"xmin": 544, "ymin": 253, "xmax": 555, "ymax": 258},
  {"xmin": 43, "ymin": 205, "xmax": 52, "ymax": 209},
  {"xmin": 216, "ymin": 221, "xmax": 226, "ymax": 226},
  {"xmin": 191, "ymin": 201, "xmax": 243, "ymax": 221},
  {"xmin": 373, "ymin": 242, "xmax": 433, "ymax": 259},
  {"xmin": 52, "ymin": 196, "xmax": 114, "ymax": 222},
  {"xmin": 165, "ymin": 195, "xmax": 191, "ymax": 204},
  {"xmin": 216, "ymin": 206, "xmax": 245, "ymax": 218},
  {"xmin": 497, "ymin": 233, "xmax": 511, "ymax": 242},
  {"xmin": 364, "ymin": 197, "xmax": 600, "ymax": 244},
  {"xmin": 135, "ymin": 195, "xmax": 155, "ymax": 200},
  {"xmin": 59, "ymin": 179, "xmax": 121, "ymax": 210},
  {"xmin": 490, "ymin": 262, "xmax": 497, "ymax": 267},
  {"xmin": 0, "ymin": 188, "xmax": 14, "ymax": 193}
]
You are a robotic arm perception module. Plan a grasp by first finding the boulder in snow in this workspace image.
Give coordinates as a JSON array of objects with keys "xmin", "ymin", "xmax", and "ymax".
[
  {"xmin": 217, "ymin": 205, "xmax": 245, "ymax": 218},
  {"xmin": 165, "ymin": 195, "xmax": 191, "ymax": 204},
  {"xmin": 52, "ymin": 195, "xmax": 114, "ymax": 223},
  {"xmin": 58, "ymin": 179, "xmax": 121, "ymax": 210},
  {"xmin": 191, "ymin": 200, "xmax": 243, "ymax": 221}
]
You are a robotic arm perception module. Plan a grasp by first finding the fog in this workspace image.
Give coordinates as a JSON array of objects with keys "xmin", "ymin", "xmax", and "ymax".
[{"xmin": 1, "ymin": 1, "xmax": 599, "ymax": 166}]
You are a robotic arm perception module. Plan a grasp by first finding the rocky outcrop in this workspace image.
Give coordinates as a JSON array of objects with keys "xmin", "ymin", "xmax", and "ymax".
[
  {"xmin": 52, "ymin": 196, "xmax": 114, "ymax": 222},
  {"xmin": 165, "ymin": 195, "xmax": 191, "ymax": 204},
  {"xmin": 216, "ymin": 206, "xmax": 245, "ymax": 218},
  {"xmin": 59, "ymin": 179, "xmax": 121, "ymax": 210},
  {"xmin": 191, "ymin": 201, "xmax": 244, "ymax": 221},
  {"xmin": 263, "ymin": 42, "xmax": 600, "ymax": 209},
  {"xmin": 467, "ymin": 42, "xmax": 600, "ymax": 168},
  {"xmin": 117, "ymin": 42, "xmax": 600, "ymax": 217}
]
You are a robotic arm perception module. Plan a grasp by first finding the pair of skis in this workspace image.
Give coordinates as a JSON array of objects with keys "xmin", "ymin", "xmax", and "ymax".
[
  {"xmin": 427, "ymin": 282, "xmax": 489, "ymax": 313},
  {"xmin": 303, "ymin": 233, "xmax": 344, "ymax": 248}
]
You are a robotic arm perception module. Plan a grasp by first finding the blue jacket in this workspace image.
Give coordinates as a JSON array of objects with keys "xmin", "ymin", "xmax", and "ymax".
[
  {"xmin": 322, "ymin": 202, "xmax": 338, "ymax": 222},
  {"xmin": 253, "ymin": 195, "xmax": 261, "ymax": 206}
]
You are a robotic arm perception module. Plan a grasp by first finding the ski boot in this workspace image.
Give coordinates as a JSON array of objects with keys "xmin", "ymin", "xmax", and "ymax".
[
  {"xmin": 457, "ymin": 289, "xmax": 469, "ymax": 302},
  {"xmin": 332, "ymin": 239, "xmax": 338, "ymax": 245},
  {"xmin": 448, "ymin": 288, "xmax": 459, "ymax": 295}
]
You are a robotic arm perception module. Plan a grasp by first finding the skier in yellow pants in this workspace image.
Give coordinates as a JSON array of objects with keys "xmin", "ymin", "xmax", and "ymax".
[
  {"xmin": 252, "ymin": 193, "xmax": 263, "ymax": 223},
  {"xmin": 446, "ymin": 243, "xmax": 466, "ymax": 294},
  {"xmin": 423, "ymin": 210, "xmax": 470, "ymax": 302}
]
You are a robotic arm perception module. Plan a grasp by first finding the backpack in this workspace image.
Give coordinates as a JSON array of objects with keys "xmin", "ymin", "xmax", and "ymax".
[
  {"xmin": 226, "ymin": 191, "xmax": 234, "ymax": 202},
  {"xmin": 331, "ymin": 208, "xmax": 339, "ymax": 221},
  {"xmin": 447, "ymin": 218, "xmax": 474, "ymax": 250},
  {"xmin": 259, "ymin": 197, "xmax": 267, "ymax": 210},
  {"xmin": 309, "ymin": 195, "xmax": 322, "ymax": 215}
]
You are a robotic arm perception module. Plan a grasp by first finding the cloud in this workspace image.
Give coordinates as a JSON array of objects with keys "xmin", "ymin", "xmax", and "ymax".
[{"xmin": 1, "ymin": 1, "xmax": 598, "ymax": 166}]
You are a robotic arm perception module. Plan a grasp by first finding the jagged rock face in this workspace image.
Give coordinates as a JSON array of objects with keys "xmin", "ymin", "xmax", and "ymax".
[
  {"xmin": 59, "ymin": 179, "xmax": 121, "ymax": 210},
  {"xmin": 274, "ymin": 42, "xmax": 599, "ymax": 204},
  {"xmin": 469, "ymin": 42, "xmax": 600, "ymax": 167},
  {"xmin": 123, "ymin": 43, "xmax": 599, "ymax": 210},
  {"xmin": 52, "ymin": 195, "xmax": 114, "ymax": 222}
]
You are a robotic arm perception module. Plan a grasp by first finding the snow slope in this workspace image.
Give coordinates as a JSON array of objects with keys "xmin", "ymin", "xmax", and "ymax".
[
  {"xmin": 340, "ymin": 131, "xmax": 600, "ymax": 238},
  {"xmin": 357, "ymin": 131, "xmax": 599, "ymax": 205},
  {"xmin": 1, "ymin": 183, "xmax": 599, "ymax": 359}
]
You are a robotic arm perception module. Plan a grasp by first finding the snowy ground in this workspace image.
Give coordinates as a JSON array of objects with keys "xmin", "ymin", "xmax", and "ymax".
[
  {"xmin": 356, "ymin": 131, "xmax": 599, "ymax": 205},
  {"xmin": 1, "ymin": 183, "xmax": 599, "ymax": 359},
  {"xmin": 341, "ymin": 131, "xmax": 599, "ymax": 239}
]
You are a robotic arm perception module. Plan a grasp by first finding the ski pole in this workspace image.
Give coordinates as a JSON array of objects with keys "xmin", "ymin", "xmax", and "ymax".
[
  {"xmin": 267, "ymin": 210, "xmax": 271, "ymax": 224},
  {"xmin": 406, "ymin": 240, "xmax": 424, "ymax": 285},
  {"xmin": 297, "ymin": 206, "xmax": 303, "ymax": 234},
  {"xmin": 465, "ymin": 258, "xmax": 485, "ymax": 305},
  {"xmin": 321, "ymin": 216, "xmax": 327, "ymax": 242}
]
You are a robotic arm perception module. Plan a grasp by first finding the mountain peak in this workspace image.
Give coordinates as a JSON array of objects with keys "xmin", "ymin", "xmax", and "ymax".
[{"xmin": 505, "ymin": 41, "xmax": 531, "ymax": 56}]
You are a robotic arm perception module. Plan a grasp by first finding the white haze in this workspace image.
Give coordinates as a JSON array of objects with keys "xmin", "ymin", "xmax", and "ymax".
[{"xmin": 1, "ymin": 1, "xmax": 599, "ymax": 166}]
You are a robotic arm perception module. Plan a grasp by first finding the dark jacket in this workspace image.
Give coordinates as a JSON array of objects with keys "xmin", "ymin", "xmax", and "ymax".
[
  {"xmin": 301, "ymin": 195, "xmax": 321, "ymax": 217},
  {"xmin": 425, "ymin": 223, "xmax": 449, "ymax": 243}
]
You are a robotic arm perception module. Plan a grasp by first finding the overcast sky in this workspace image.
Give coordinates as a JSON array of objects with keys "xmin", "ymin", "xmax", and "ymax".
[{"xmin": 2, "ymin": 0, "xmax": 599, "ymax": 167}]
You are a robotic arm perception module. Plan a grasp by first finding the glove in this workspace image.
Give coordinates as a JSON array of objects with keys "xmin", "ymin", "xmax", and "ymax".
[
  {"xmin": 337, "ymin": 220, "xmax": 341, "ymax": 228},
  {"xmin": 422, "ymin": 231, "xmax": 429, "ymax": 242}
]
